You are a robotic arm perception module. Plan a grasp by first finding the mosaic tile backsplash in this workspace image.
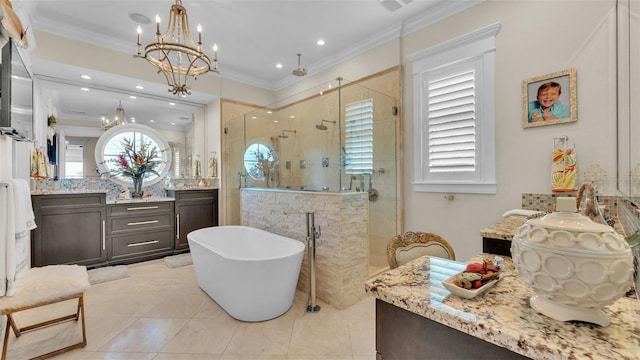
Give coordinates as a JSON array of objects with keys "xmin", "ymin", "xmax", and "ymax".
[{"xmin": 521, "ymin": 192, "xmax": 618, "ymax": 215}]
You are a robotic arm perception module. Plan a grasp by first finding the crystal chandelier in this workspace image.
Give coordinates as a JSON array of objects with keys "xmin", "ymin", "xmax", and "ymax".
[
  {"xmin": 102, "ymin": 101, "xmax": 127, "ymax": 130},
  {"xmin": 134, "ymin": 0, "xmax": 218, "ymax": 97}
]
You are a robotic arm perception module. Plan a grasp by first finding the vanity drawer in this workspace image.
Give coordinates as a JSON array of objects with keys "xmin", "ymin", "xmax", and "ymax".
[
  {"xmin": 110, "ymin": 229, "xmax": 173, "ymax": 259},
  {"xmin": 110, "ymin": 213, "xmax": 173, "ymax": 232},
  {"xmin": 108, "ymin": 202, "xmax": 173, "ymax": 217}
]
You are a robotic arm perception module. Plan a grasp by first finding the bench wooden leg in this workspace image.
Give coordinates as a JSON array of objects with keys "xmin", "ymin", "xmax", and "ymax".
[{"xmin": 1, "ymin": 294, "xmax": 87, "ymax": 360}]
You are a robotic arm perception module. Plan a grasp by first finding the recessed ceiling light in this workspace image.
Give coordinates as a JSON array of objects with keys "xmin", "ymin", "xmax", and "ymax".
[
  {"xmin": 317, "ymin": 39, "xmax": 325, "ymax": 46},
  {"xmin": 290, "ymin": 115, "xmax": 295, "ymax": 119},
  {"xmin": 81, "ymin": 75, "xmax": 91, "ymax": 80},
  {"xmin": 150, "ymin": 119, "xmax": 155, "ymax": 123},
  {"xmin": 81, "ymin": 87, "xmax": 90, "ymax": 91},
  {"xmin": 129, "ymin": 95, "xmax": 136, "ymax": 99},
  {"xmin": 276, "ymin": 63, "xmax": 283, "ymax": 69},
  {"xmin": 267, "ymin": 111, "xmax": 273, "ymax": 114},
  {"xmin": 273, "ymin": 120, "xmax": 279, "ymax": 123},
  {"xmin": 135, "ymin": 85, "xmax": 144, "ymax": 90},
  {"xmin": 171, "ymin": 122, "xmax": 176, "ymax": 125},
  {"xmin": 252, "ymin": 116, "xmax": 257, "ymax": 119},
  {"xmin": 169, "ymin": 102, "xmax": 175, "ymax": 106},
  {"xmin": 131, "ymin": 118, "xmax": 136, "ymax": 123}
]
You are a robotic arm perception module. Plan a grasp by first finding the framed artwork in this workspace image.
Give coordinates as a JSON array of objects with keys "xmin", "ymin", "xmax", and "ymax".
[{"xmin": 522, "ymin": 68, "xmax": 577, "ymax": 128}]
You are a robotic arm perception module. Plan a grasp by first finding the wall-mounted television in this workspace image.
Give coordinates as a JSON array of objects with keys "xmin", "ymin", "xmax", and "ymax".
[{"xmin": 0, "ymin": 39, "xmax": 33, "ymax": 142}]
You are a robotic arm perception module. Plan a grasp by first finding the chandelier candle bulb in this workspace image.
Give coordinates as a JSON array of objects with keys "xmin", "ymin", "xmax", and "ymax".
[
  {"xmin": 155, "ymin": 14, "xmax": 161, "ymax": 35},
  {"xmin": 197, "ymin": 24, "xmax": 202, "ymax": 44}
]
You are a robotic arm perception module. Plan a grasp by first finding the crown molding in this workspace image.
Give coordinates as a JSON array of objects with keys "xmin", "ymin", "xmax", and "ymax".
[{"xmin": 28, "ymin": 0, "xmax": 486, "ymax": 92}]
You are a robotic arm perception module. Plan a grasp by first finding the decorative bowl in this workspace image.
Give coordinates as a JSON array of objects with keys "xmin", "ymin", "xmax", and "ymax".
[
  {"xmin": 511, "ymin": 197, "xmax": 634, "ymax": 327},
  {"xmin": 442, "ymin": 273, "xmax": 501, "ymax": 299}
]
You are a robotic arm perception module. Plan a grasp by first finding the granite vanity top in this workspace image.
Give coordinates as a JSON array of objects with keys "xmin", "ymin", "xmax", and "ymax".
[
  {"xmin": 365, "ymin": 254, "xmax": 640, "ymax": 360},
  {"xmin": 31, "ymin": 190, "xmax": 108, "ymax": 196},
  {"xmin": 106, "ymin": 196, "xmax": 175, "ymax": 204},
  {"xmin": 481, "ymin": 214, "xmax": 627, "ymax": 242},
  {"xmin": 480, "ymin": 215, "xmax": 529, "ymax": 241}
]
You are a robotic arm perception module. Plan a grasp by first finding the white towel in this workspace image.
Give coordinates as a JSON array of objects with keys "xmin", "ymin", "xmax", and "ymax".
[{"xmin": 1, "ymin": 179, "xmax": 36, "ymax": 296}]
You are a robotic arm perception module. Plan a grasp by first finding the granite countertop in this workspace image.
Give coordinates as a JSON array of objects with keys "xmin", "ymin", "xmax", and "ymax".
[
  {"xmin": 481, "ymin": 214, "xmax": 627, "ymax": 242},
  {"xmin": 107, "ymin": 196, "xmax": 175, "ymax": 204},
  {"xmin": 365, "ymin": 254, "xmax": 640, "ymax": 360},
  {"xmin": 31, "ymin": 190, "xmax": 108, "ymax": 195},
  {"xmin": 479, "ymin": 215, "xmax": 529, "ymax": 241}
]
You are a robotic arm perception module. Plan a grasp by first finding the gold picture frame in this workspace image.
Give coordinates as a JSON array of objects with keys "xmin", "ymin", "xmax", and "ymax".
[{"xmin": 522, "ymin": 68, "xmax": 577, "ymax": 128}]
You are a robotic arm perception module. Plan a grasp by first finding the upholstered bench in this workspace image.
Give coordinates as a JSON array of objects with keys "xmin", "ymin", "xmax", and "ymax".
[{"xmin": 0, "ymin": 265, "xmax": 89, "ymax": 360}]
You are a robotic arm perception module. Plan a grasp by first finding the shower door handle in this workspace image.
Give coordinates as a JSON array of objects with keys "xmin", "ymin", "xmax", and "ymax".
[
  {"xmin": 238, "ymin": 173, "xmax": 246, "ymax": 189},
  {"xmin": 102, "ymin": 220, "xmax": 106, "ymax": 250}
]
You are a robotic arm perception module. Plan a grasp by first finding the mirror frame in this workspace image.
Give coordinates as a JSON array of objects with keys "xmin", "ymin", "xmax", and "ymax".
[{"xmin": 95, "ymin": 123, "xmax": 172, "ymax": 186}]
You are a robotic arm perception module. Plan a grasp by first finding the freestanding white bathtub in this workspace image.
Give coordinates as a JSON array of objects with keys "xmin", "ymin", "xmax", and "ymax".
[{"xmin": 187, "ymin": 226, "xmax": 305, "ymax": 322}]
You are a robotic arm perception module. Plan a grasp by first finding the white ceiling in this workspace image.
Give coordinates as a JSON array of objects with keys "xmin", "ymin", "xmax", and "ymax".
[{"xmin": 10, "ymin": 0, "xmax": 481, "ymax": 130}]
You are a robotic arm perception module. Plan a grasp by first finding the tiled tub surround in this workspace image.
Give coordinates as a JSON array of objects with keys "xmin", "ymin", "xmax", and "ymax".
[
  {"xmin": 366, "ymin": 254, "xmax": 640, "ymax": 360},
  {"xmin": 241, "ymin": 188, "xmax": 369, "ymax": 310}
]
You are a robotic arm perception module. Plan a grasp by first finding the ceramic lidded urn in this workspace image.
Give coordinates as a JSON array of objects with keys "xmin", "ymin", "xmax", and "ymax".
[{"xmin": 511, "ymin": 197, "xmax": 634, "ymax": 327}]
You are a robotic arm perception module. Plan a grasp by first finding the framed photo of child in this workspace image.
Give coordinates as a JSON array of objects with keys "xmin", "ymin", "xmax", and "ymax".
[{"xmin": 522, "ymin": 68, "xmax": 577, "ymax": 128}]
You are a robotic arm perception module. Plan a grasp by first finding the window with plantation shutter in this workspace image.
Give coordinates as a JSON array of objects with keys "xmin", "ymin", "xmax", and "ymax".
[
  {"xmin": 428, "ymin": 69, "xmax": 476, "ymax": 173},
  {"xmin": 345, "ymin": 99, "xmax": 373, "ymax": 175},
  {"xmin": 410, "ymin": 23, "xmax": 500, "ymax": 194}
]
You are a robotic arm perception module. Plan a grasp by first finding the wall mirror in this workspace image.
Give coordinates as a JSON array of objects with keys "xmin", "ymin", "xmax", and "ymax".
[
  {"xmin": 95, "ymin": 124, "xmax": 172, "ymax": 186},
  {"xmin": 36, "ymin": 76, "xmax": 208, "ymax": 179},
  {"xmin": 617, "ymin": 0, "xmax": 639, "ymax": 202}
]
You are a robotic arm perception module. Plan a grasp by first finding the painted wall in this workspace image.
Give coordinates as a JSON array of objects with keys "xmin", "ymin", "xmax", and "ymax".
[
  {"xmin": 400, "ymin": 0, "xmax": 617, "ymax": 261},
  {"xmin": 0, "ymin": 1, "xmax": 622, "ymax": 264}
]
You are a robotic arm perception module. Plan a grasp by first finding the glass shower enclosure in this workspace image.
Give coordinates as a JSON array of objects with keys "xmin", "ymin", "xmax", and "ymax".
[{"xmin": 223, "ymin": 77, "xmax": 398, "ymax": 271}]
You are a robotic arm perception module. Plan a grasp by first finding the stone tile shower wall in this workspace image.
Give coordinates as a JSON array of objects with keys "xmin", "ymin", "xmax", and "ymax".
[{"xmin": 240, "ymin": 188, "xmax": 369, "ymax": 310}]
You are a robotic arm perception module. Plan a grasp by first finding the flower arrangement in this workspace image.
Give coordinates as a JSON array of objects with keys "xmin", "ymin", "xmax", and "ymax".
[{"xmin": 103, "ymin": 137, "xmax": 164, "ymax": 197}]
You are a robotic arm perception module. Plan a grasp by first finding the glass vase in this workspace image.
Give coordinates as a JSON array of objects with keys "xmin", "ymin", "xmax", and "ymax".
[{"xmin": 132, "ymin": 176, "xmax": 144, "ymax": 198}]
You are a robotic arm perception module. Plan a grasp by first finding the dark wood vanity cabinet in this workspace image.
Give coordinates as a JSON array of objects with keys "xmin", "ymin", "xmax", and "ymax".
[
  {"xmin": 31, "ymin": 190, "xmax": 218, "ymax": 267},
  {"xmin": 167, "ymin": 189, "xmax": 218, "ymax": 252},
  {"xmin": 31, "ymin": 193, "xmax": 107, "ymax": 267},
  {"xmin": 106, "ymin": 201, "xmax": 175, "ymax": 264}
]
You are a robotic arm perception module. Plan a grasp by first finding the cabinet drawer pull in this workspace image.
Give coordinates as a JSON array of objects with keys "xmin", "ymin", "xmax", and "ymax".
[
  {"xmin": 127, "ymin": 206, "xmax": 159, "ymax": 211},
  {"xmin": 127, "ymin": 240, "xmax": 159, "ymax": 247},
  {"xmin": 127, "ymin": 220, "xmax": 159, "ymax": 226}
]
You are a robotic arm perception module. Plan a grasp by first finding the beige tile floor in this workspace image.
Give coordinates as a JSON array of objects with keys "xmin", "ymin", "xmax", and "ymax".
[{"xmin": 5, "ymin": 259, "xmax": 377, "ymax": 360}]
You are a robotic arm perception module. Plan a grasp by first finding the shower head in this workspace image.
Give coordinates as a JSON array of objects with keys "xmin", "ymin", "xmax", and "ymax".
[
  {"xmin": 315, "ymin": 119, "xmax": 336, "ymax": 131},
  {"xmin": 279, "ymin": 129, "xmax": 297, "ymax": 138},
  {"xmin": 292, "ymin": 54, "xmax": 307, "ymax": 77}
]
